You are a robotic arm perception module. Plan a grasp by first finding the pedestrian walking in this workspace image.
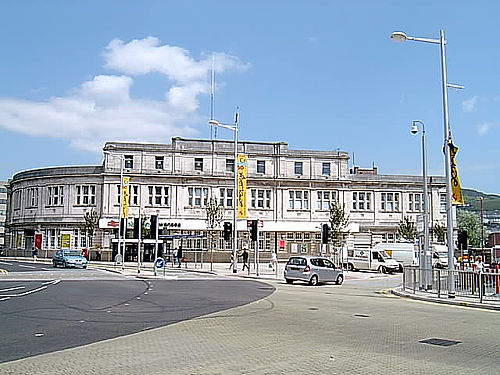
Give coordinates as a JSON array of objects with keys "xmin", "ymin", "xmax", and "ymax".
[
  {"xmin": 177, "ymin": 246, "xmax": 183, "ymax": 268},
  {"xmin": 271, "ymin": 251, "xmax": 277, "ymax": 272},
  {"xmin": 475, "ymin": 256, "xmax": 484, "ymax": 273},
  {"xmin": 172, "ymin": 248, "xmax": 178, "ymax": 267},
  {"xmin": 32, "ymin": 247, "xmax": 38, "ymax": 262},
  {"xmin": 241, "ymin": 249, "xmax": 249, "ymax": 271}
]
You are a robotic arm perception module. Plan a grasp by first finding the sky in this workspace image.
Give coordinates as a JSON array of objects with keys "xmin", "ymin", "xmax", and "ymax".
[{"xmin": 0, "ymin": 1, "xmax": 499, "ymax": 194}]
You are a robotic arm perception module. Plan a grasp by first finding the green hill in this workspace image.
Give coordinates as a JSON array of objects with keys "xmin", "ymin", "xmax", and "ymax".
[{"xmin": 462, "ymin": 188, "xmax": 500, "ymax": 211}]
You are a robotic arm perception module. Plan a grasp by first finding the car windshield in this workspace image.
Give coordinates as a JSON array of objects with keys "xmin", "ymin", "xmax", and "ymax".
[
  {"xmin": 379, "ymin": 251, "xmax": 390, "ymax": 259},
  {"xmin": 63, "ymin": 250, "xmax": 81, "ymax": 256},
  {"xmin": 436, "ymin": 252, "xmax": 448, "ymax": 258}
]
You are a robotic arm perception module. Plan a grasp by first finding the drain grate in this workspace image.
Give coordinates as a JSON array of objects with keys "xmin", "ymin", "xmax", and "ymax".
[
  {"xmin": 419, "ymin": 338, "xmax": 461, "ymax": 347},
  {"xmin": 308, "ymin": 307, "xmax": 319, "ymax": 311},
  {"xmin": 354, "ymin": 314, "xmax": 370, "ymax": 318}
]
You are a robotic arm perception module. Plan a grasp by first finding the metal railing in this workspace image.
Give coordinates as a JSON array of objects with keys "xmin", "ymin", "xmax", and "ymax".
[{"xmin": 403, "ymin": 266, "xmax": 500, "ymax": 303}]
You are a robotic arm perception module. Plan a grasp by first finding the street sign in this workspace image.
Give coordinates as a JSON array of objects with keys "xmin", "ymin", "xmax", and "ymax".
[
  {"xmin": 154, "ymin": 257, "xmax": 165, "ymax": 269},
  {"xmin": 114, "ymin": 254, "xmax": 123, "ymax": 265}
]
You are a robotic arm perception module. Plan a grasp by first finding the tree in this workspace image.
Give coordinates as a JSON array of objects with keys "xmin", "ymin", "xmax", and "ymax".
[
  {"xmin": 328, "ymin": 202, "xmax": 349, "ymax": 264},
  {"xmin": 398, "ymin": 216, "xmax": 416, "ymax": 242},
  {"xmin": 205, "ymin": 195, "xmax": 223, "ymax": 271},
  {"xmin": 82, "ymin": 208, "xmax": 100, "ymax": 247},
  {"xmin": 457, "ymin": 209, "xmax": 482, "ymax": 248},
  {"xmin": 432, "ymin": 222, "xmax": 446, "ymax": 244}
]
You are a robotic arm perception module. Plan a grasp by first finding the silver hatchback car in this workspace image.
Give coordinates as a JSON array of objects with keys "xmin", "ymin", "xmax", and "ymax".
[{"xmin": 284, "ymin": 256, "xmax": 344, "ymax": 286}]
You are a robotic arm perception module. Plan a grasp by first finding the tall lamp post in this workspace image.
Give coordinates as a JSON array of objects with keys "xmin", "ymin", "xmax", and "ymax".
[
  {"xmin": 391, "ymin": 30, "xmax": 460, "ymax": 298},
  {"xmin": 209, "ymin": 109, "xmax": 239, "ymax": 273},
  {"xmin": 104, "ymin": 151, "xmax": 125, "ymax": 270},
  {"xmin": 411, "ymin": 120, "xmax": 430, "ymax": 289}
]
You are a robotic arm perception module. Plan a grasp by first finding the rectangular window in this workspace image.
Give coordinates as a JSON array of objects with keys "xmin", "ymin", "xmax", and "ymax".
[
  {"xmin": 440, "ymin": 193, "xmax": 446, "ymax": 212},
  {"xmin": 75, "ymin": 185, "xmax": 96, "ymax": 206},
  {"xmin": 294, "ymin": 162, "xmax": 303, "ymax": 175},
  {"xmin": 251, "ymin": 189, "xmax": 271, "ymax": 209},
  {"xmin": 226, "ymin": 159, "xmax": 235, "ymax": 173},
  {"xmin": 353, "ymin": 191, "xmax": 371, "ymax": 211},
  {"xmin": 408, "ymin": 193, "xmax": 423, "ymax": 212},
  {"xmin": 219, "ymin": 188, "xmax": 234, "ymax": 207},
  {"xmin": 188, "ymin": 187, "xmax": 209, "ymax": 207},
  {"xmin": 124, "ymin": 155, "xmax": 133, "ymax": 169},
  {"xmin": 155, "ymin": 156, "xmax": 164, "ymax": 170},
  {"xmin": 26, "ymin": 188, "xmax": 38, "ymax": 207},
  {"xmin": 322, "ymin": 163, "xmax": 331, "ymax": 176},
  {"xmin": 380, "ymin": 192, "xmax": 400, "ymax": 212},
  {"xmin": 147, "ymin": 185, "xmax": 169, "ymax": 206},
  {"xmin": 316, "ymin": 191, "xmax": 337, "ymax": 210},
  {"xmin": 47, "ymin": 186, "xmax": 64, "ymax": 206},
  {"xmin": 194, "ymin": 158, "xmax": 203, "ymax": 171},
  {"xmin": 288, "ymin": 190, "xmax": 309, "ymax": 210},
  {"xmin": 257, "ymin": 160, "xmax": 266, "ymax": 174}
]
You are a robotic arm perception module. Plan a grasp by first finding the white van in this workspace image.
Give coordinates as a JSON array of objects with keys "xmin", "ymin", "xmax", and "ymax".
[
  {"xmin": 372, "ymin": 242, "xmax": 418, "ymax": 271},
  {"xmin": 431, "ymin": 244, "xmax": 449, "ymax": 268},
  {"xmin": 343, "ymin": 248, "xmax": 400, "ymax": 274}
]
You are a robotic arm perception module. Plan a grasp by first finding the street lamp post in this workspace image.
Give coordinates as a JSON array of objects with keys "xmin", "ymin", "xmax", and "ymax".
[
  {"xmin": 209, "ymin": 109, "xmax": 239, "ymax": 273},
  {"xmin": 391, "ymin": 30, "xmax": 458, "ymax": 298},
  {"xmin": 411, "ymin": 120, "xmax": 430, "ymax": 289},
  {"xmin": 104, "ymin": 151, "xmax": 125, "ymax": 270}
]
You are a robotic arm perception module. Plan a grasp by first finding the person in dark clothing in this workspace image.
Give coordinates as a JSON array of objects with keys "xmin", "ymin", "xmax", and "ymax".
[
  {"xmin": 177, "ymin": 246, "xmax": 183, "ymax": 268},
  {"xmin": 241, "ymin": 249, "xmax": 249, "ymax": 271}
]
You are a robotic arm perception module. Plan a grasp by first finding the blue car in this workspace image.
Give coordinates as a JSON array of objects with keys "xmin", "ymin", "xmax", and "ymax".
[{"xmin": 52, "ymin": 250, "xmax": 88, "ymax": 269}]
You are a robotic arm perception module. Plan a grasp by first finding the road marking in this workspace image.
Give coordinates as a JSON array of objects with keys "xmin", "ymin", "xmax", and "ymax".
[
  {"xmin": 17, "ymin": 264, "xmax": 37, "ymax": 269},
  {"xmin": 0, "ymin": 286, "xmax": 25, "ymax": 292},
  {"xmin": 0, "ymin": 269, "xmax": 8, "ymax": 275},
  {"xmin": 0, "ymin": 297, "xmax": 11, "ymax": 301},
  {"xmin": 0, "ymin": 261, "xmax": 13, "ymax": 266}
]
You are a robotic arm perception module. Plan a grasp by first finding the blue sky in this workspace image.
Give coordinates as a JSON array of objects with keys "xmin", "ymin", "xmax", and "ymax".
[{"xmin": 0, "ymin": 1, "xmax": 499, "ymax": 194}]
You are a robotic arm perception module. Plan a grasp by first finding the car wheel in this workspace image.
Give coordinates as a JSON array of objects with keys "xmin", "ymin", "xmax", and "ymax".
[
  {"xmin": 382, "ymin": 266, "xmax": 387, "ymax": 274},
  {"xmin": 52, "ymin": 261, "xmax": 57, "ymax": 268},
  {"xmin": 348, "ymin": 263, "xmax": 355, "ymax": 271},
  {"xmin": 336, "ymin": 274, "xmax": 344, "ymax": 285},
  {"xmin": 398, "ymin": 264, "xmax": 404, "ymax": 272},
  {"xmin": 378, "ymin": 266, "xmax": 384, "ymax": 273},
  {"xmin": 285, "ymin": 278, "xmax": 293, "ymax": 284},
  {"xmin": 83, "ymin": 265, "xmax": 87, "ymax": 269},
  {"xmin": 309, "ymin": 275, "xmax": 319, "ymax": 286},
  {"xmin": 63, "ymin": 261, "xmax": 67, "ymax": 268}
]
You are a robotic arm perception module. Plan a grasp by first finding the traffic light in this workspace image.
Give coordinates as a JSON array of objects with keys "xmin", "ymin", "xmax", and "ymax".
[
  {"xmin": 250, "ymin": 220, "xmax": 258, "ymax": 241},
  {"xmin": 150, "ymin": 215, "xmax": 157, "ymax": 239},
  {"xmin": 458, "ymin": 230, "xmax": 468, "ymax": 250},
  {"xmin": 223, "ymin": 222, "xmax": 232, "ymax": 241},
  {"xmin": 322, "ymin": 224, "xmax": 329, "ymax": 244}
]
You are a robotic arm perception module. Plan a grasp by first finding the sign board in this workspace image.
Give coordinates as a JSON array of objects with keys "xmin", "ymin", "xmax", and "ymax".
[
  {"xmin": 114, "ymin": 254, "xmax": 123, "ymax": 265},
  {"xmin": 154, "ymin": 258, "xmax": 165, "ymax": 269},
  {"xmin": 237, "ymin": 154, "xmax": 248, "ymax": 219},
  {"xmin": 35, "ymin": 233, "xmax": 43, "ymax": 250},
  {"xmin": 61, "ymin": 233, "xmax": 71, "ymax": 249},
  {"xmin": 99, "ymin": 219, "xmax": 120, "ymax": 229}
]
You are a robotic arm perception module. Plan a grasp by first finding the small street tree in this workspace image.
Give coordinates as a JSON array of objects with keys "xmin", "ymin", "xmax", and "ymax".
[
  {"xmin": 457, "ymin": 209, "xmax": 482, "ymax": 248},
  {"xmin": 205, "ymin": 195, "xmax": 223, "ymax": 271},
  {"xmin": 82, "ymin": 208, "xmax": 100, "ymax": 248},
  {"xmin": 398, "ymin": 216, "xmax": 417, "ymax": 242},
  {"xmin": 328, "ymin": 202, "xmax": 349, "ymax": 265},
  {"xmin": 432, "ymin": 222, "xmax": 446, "ymax": 244}
]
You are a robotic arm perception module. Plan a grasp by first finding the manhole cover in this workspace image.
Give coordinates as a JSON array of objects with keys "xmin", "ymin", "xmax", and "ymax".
[
  {"xmin": 354, "ymin": 314, "xmax": 370, "ymax": 318},
  {"xmin": 308, "ymin": 307, "xmax": 319, "ymax": 311},
  {"xmin": 419, "ymin": 338, "xmax": 461, "ymax": 347}
]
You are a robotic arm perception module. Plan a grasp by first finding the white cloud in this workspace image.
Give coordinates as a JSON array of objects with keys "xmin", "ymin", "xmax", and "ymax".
[
  {"xmin": 0, "ymin": 37, "xmax": 250, "ymax": 152},
  {"xmin": 462, "ymin": 96, "xmax": 478, "ymax": 112},
  {"xmin": 476, "ymin": 122, "xmax": 499, "ymax": 136}
]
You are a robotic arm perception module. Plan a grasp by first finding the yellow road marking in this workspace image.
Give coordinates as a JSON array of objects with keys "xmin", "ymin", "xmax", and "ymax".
[{"xmin": 0, "ymin": 269, "xmax": 9, "ymax": 276}]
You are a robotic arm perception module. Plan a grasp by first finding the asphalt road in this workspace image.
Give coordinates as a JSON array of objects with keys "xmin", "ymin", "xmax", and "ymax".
[{"xmin": 0, "ymin": 262, "xmax": 274, "ymax": 363}]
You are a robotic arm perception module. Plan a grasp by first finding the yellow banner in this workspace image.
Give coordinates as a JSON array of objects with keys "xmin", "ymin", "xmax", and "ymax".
[
  {"xmin": 121, "ymin": 177, "xmax": 130, "ymax": 218},
  {"xmin": 449, "ymin": 141, "xmax": 465, "ymax": 205},
  {"xmin": 237, "ymin": 154, "xmax": 247, "ymax": 219}
]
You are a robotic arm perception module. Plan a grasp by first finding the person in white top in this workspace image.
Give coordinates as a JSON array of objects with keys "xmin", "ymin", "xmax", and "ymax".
[{"xmin": 474, "ymin": 256, "xmax": 484, "ymax": 272}]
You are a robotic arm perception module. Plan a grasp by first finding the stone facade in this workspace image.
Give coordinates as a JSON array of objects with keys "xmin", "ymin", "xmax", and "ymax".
[{"xmin": 5, "ymin": 137, "xmax": 449, "ymax": 262}]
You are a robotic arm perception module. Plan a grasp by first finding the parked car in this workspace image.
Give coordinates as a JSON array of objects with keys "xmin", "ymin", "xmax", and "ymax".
[
  {"xmin": 284, "ymin": 256, "xmax": 343, "ymax": 286},
  {"xmin": 52, "ymin": 249, "xmax": 88, "ymax": 268}
]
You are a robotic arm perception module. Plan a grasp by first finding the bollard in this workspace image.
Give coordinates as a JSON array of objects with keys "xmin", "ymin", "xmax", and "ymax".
[
  {"xmin": 479, "ymin": 272, "xmax": 484, "ymax": 303},
  {"xmin": 437, "ymin": 269, "xmax": 441, "ymax": 298},
  {"xmin": 413, "ymin": 268, "xmax": 416, "ymax": 294},
  {"xmin": 496, "ymin": 265, "xmax": 500, "ymax": 295}
]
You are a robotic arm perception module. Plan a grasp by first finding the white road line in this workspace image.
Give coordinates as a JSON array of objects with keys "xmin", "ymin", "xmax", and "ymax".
[
  {"xmin": 0, "ymin": 286, "xmax": 25, "ymax": 292},
  {"xmin": 0, "ymin": 297, "xmax": 11, "ymax": 301},
  {"xmin": 0, "ymin": 261, "xmax": 13, "ymax": 266},
  {"xmin": 17, "ymin": 264, "xmax": 37, "ymax": 269}
]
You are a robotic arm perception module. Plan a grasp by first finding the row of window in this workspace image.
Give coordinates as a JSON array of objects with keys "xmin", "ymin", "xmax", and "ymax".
[
  {"xmin": 10, "ymin": 185, "xmax": 446, "ymax": 213},
  {"xmin": 121, "ymin": 155, "xmax": 335, "ymax": 177}
]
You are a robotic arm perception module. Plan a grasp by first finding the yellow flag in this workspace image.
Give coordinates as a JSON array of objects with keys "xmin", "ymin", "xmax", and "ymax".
[
  {"xmin": 237, "ymin": 154, "xmax": 247, "ymax": 219},
  {"xmin": 121, "ymin": 177, "xmax": 130, "ymax": 218},
  {"xmin": 449, "ymin": 141, "xmax": 465, "ymax": 205}
]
